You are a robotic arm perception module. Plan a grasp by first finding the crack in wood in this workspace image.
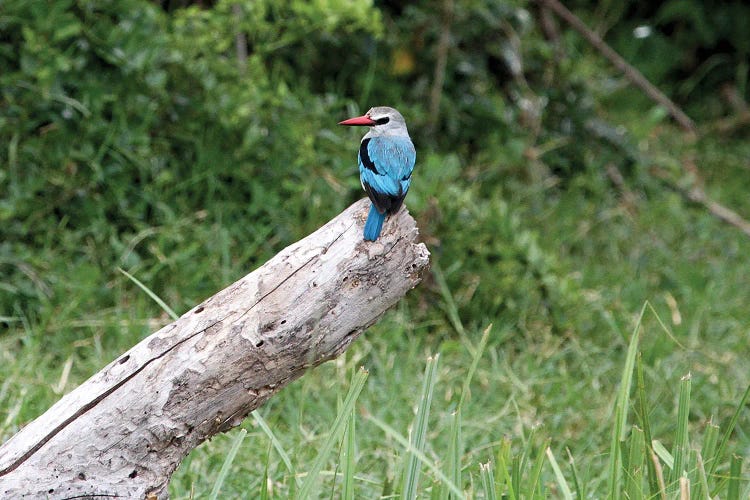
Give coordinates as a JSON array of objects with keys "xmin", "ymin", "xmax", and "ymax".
[
  {"xmin": 234, "ymin": 252, "xmax": 320, "ymax": 325},
  {"xmin": 60, "ymin": 494, "xmax": 122, "ymax": 499},
  {"xmin": 323, "ymin": 222, "xmax": 353, "ymax": 251},
  {"xmin": 0, "ymin": 319, "xmax": 222, "ymax": 477},
  {"xmin": 0, "ymin": 232, "xmax": 344, "ymax": 477}
]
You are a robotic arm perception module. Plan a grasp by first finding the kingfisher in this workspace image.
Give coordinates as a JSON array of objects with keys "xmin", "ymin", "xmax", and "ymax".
[{"xmin": 339, "ymin": 107, "xmax": 416, "ymax": 241}]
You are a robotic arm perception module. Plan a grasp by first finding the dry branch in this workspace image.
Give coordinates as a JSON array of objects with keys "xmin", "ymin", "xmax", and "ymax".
[
  {"xmin": 0, "ymin": 199, "xmax": 430, "ymax": 499},
  {"xmin": 651, "ymin": 166, "xmax": 750, "ymax": 238},
  {"xmin": 536, "ymin": 0, "xmax": 697, "ymax": 134},
  {"xmin": 538, "ymin": 2, "xmax": 750, "ymax": 238}
]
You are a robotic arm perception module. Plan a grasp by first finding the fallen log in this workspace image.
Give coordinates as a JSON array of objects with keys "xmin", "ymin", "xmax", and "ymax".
[{"xmin": 0, "ymin": 198, "xmax": 430, "ymax": 498}]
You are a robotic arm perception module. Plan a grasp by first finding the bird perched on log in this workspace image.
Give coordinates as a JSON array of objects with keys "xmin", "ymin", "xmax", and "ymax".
[{"xmin": 339, "ymin": 107, "xmax": 416, "ymax": 241}]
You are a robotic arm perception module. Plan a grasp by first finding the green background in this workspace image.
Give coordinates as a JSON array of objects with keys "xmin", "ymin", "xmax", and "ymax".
[{"xmin": 2, "ymin": 0, "xmax": 749, "ymax": 497}]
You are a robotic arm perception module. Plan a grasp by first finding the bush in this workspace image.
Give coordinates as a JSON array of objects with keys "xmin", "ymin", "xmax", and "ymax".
[{"xmin": 0, "ymin": 0, "xmax": 380, "ymax": 317}]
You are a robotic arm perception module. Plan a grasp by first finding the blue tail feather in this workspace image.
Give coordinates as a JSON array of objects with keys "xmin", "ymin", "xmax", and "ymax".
[{"xmin": 364, "ymin": 203, "xmax": 385, "ymax": 241}]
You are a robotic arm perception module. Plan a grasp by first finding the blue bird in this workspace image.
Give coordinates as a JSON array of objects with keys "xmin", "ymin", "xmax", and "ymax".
[{"xmin": 339, "ymin": 106, "xmax": 416, "ymax": 241}]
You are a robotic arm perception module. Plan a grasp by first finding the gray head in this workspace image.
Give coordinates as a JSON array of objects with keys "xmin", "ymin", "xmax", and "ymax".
[{"xmin": 339, "ymin": 106, "xmax": 411, "ymax": 138}]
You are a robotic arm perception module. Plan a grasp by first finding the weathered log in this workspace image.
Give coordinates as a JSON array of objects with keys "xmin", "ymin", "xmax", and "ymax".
[{"xmin": 0, "ymin": 199, "xmax": 430, "ymax": 499}]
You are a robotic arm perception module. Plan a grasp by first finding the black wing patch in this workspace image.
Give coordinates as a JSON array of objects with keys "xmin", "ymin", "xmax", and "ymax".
[
  {"xmin": 363, "ymin": 181, "xmax": 406, "ymax": 215},
  {"xmin": 359, "ymin": 139, "xmax": 379, "ymax": 173}
]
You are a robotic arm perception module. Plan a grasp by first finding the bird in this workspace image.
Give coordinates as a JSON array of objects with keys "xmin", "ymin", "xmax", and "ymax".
[{"xmin": 339, "ymin": 106, "xmax": 416, "ymax": 241}]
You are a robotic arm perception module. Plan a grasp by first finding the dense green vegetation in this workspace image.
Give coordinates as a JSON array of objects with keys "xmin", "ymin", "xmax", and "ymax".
[{"xmin": 2, "ymin": 0, "xmax": 749, "ymax": 497}]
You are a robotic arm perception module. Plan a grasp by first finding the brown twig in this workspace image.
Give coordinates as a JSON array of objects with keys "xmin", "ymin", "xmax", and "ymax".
[
  {"xmin": 706, "ymin": 84, "xmax": 750, "ymax": 134},
  {"xmin": 537, "ymin": 1, "xmax": 750, "ymax": 237},
  {"xmin": 605, "ymin": 163, "xmax": 637, "ymax": 211},
  {"xmin": 651, "ymin": 166, "xmax": 750, "ymax": 238},
  {"xmin": 537, "ymin": 4, "xmax": 566, "ymax": 61},
  {"xmin": 536, "ymin": 0, "xmax": 697, "ymax": 134},
  {"xmin": 685, "ymin": 186, "xmax": 750, "ymax": 238}
]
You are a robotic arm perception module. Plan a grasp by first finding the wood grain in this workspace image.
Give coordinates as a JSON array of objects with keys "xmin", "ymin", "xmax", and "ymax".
[{"xmin": 0, "ymin": 199, "xmax": 430, "ymax": 498}]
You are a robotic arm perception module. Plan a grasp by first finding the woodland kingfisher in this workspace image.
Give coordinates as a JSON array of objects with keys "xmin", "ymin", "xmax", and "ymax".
[{"xmin": 339, "ymin": 107, "xmax": 416, "ymax": 241}]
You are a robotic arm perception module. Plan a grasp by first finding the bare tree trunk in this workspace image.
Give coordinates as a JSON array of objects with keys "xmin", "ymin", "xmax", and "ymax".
[{"xmin": 0, "ymin": 199, "xmax": 430, "ymax": 499}]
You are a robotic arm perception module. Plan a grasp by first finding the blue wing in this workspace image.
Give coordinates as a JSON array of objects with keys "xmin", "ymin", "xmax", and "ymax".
[{"xmin": 358, "ymin": 136, "xmax": 416, "ymax": 214}]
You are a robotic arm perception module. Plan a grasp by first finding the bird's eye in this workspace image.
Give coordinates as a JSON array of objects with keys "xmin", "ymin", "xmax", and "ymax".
[{"xmin": 375, "ymin": 117, "xmax": 390, "ymax": 125}]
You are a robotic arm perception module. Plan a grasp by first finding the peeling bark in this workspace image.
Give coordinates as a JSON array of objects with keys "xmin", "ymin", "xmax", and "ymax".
[{"xmin": 0, "ymin": 199, "xmax": 430, "ymax": 499}]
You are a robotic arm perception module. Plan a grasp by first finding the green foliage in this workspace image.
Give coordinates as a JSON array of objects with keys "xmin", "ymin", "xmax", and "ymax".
[{"xmin": 0, "ymin": 0, "xmax": 380, "ymax": 320}]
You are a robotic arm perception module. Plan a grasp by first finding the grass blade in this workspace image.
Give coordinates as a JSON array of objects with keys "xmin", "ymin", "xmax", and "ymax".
[
  {"xmin": 431, "ymin": 479, "xmax": 443, "ymax": 500},
  {"xmin": 693, "ymin": 450, "xmax": 709, "ymax": 500},
  {"xmin": 567, "ymin": 448, "xmax": 583, "ymax": 500},
  {"xmin": 670, "ymin": 373, "xmax": 691, "ymax": 486},
  {"xmin": 298, "ymin": 367, "xmax": 368, "ymax": 499},
  {"xmin": 432, "ymin": 264, "xmax": 472, "ymax": 354},
  {"xmin": 527, "ymin": 437, "xmax": 549, "ymax": 498},
  {"xmin": 652, "ymin": 440, "xmax": 674, "ymax": 470},
  {"xmin": 635, "ymin": 352, "xmax": 660, "ymax": 495},
  {"xmin": 727, "ymin": 454, "xmax": 743, "ymax": 500},
  {"xmin": 367, "ymin": 414, "xmax": 464, "ymax": 498},
  {"xmin": 401, "ymin": 354, "xmax": 440, "ymax": 500},
  {"xmin": 260, "ymin": 443, "xmax": 271, "ymax": 500},
  {"xmin": 480, "ymin": 462, "xmax": 497, "ymax": 500},
  {"xmin": 650, "ymin": 447, "xmax": 668, "ymax": 499},
  {"xmin": 441, "ymin": 408, "xmax": 462, "ymax": 500},
  {"xmin": 495, "ymin": 437, "xmax": 516, "ymax": 500},
  {"xmin": 208, "ymin": 428, "xmax": 247, "ymax": 500},
  {"xmin": 701, "ymin": 418, "xmax": 720, "ymax": 471},
  {"xmin": 495, "ymin": 436, "xmax": 516, "ymax": 500},
  {"xmin": 709, "ymin": 384, "xmax": 750, "ymax": 476},
  {"xmin": 625, "ymin": 426, "xmax": 645, "ymax": 500},
  {"xmin": 342, "ymin": 409, "xmax": 356, "ymax": 500},
  {"xmin": 511, "ymin": 449, "xmax": 522, "ymax": 497},
  {"xmin": 607, "ymin": 302, "xmax": 646, "ymax": 497},
  {"xmin": 517, "ymin": 426, "xmax": 538, "ymax": 496},
  {"xmin": 679, "ymin": 476, "xmax": 689, "ymax": 499},
  {"xmin": 546, "ymin": 446, "xmax": 574, "ymax": 500},
  {"xmin": 458, "ymin": 324, "xmax": 492, "ymax": 410},
  {"xmin": 252, "ymin": 411, "xmax": 299, "ymax": 488},
  {"xmin": 118, "ymin": 267, "xmax": 179, "ymax": 320}
]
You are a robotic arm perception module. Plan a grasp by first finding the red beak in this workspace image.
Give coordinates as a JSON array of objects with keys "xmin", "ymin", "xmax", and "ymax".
[{"xmin": 338, "ymin": 114, "xmax": 376, "ymax": 126}]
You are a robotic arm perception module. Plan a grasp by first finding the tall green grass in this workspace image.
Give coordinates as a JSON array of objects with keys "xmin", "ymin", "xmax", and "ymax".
[
  {"xmin": 189, "ymin": 307, "xmax": 749, "ymax": 498},
  {"xmin": 4, "ymin": 260, "xmax": 749, "ymax": 498},
  {"xmin": 275, "ymin": 311, "xmax": 748, "ymax": 498}
]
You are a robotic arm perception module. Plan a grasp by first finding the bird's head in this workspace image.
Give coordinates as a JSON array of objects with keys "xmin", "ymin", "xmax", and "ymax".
[{"xmin": 339, "ymin": 106, "xmax": 409, "ymax": 137}]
